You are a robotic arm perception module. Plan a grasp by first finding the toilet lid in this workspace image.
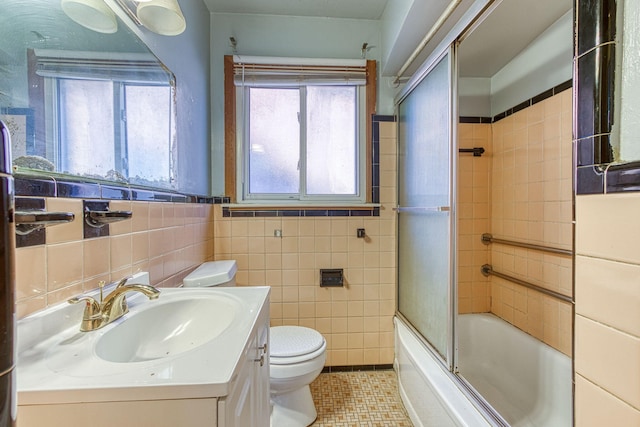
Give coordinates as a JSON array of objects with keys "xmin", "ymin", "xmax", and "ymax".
[{"xmin": 270, "ymin": 326, "xmax": 325, "ymax": 358}]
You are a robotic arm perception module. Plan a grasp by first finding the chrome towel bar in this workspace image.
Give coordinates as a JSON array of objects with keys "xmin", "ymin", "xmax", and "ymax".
[
  {"xmin": 481, "ymin": 264, "xmax": 573, "ymax": 304},
  {"xmin": 481, "ymin": 233, "xmax": 572, "ymax": 256},
  {"xmin": 14, "ymin": 211, "xmax": 75, "ymax": 235},
  {"xmin": 84, "ymin": 208, "xmax": 132, "ymax": 228}
]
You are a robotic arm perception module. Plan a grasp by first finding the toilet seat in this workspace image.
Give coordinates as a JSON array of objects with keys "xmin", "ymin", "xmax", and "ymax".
[{"xmin": 270, "ymin": 326, "xmax": 326, "ymax": 365}]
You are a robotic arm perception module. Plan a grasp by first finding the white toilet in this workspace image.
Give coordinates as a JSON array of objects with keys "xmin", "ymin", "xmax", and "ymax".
[{"xmin": 183, "ymin": 261, "xmax": 327, "ymax": 427}]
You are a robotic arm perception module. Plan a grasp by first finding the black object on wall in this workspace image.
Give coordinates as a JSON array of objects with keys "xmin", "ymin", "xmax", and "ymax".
[
  {"xmin": 574, "ymin": 0, "xmax": 629, "ymax": 194},
  {"xmin": 0, "ymin": 120, "xmax": 17, "ymax": 427},
  {"xmin": 320, "ymin": 269, "xmax": 344, "ymax": 287}
]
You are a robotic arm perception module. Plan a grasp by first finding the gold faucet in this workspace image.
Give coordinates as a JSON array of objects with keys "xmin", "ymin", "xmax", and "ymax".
[{"xmin": 68, "ymin": 277, "xmax": 160, "ymax": 332}]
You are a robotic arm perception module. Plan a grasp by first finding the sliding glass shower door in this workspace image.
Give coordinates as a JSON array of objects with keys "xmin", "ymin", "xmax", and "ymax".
[{"xmin": 397, "ymin": 51, "xmax": 454, "ymax": 364}]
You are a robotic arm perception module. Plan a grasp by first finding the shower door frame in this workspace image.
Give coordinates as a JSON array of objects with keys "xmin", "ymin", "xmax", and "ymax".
[
  {"xmin": 395, "ymin": 37, "xmax": 512, "ymax": 427},
  {"xmin": 395, "ymin": 45, "xmax": 459, "ymax": 372}
]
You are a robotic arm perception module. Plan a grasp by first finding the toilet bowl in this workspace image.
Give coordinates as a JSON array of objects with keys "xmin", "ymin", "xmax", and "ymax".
[
  {"xmin": 183, "ymin": 261, "xmax": 327, "ymax": 427},
  {"xmin": 269, "ymin": 326, "xmax": 326, "ymax": 427}
]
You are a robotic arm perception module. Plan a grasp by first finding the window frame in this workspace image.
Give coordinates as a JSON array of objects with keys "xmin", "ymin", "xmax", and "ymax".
[
  {"xmin": 224, "ymin": 55, "xmax": 377, "ymax": 206},
  {"xmin": 26, "ymin": 48, "xmax": 177, "ymax": 190},
  {"xmin": 238, "ymin": 84, "xmax": 366, "ymax": 204},
  {"xmin": 42, "ymin": 76, "xmax": 175, "ymax": 186}
]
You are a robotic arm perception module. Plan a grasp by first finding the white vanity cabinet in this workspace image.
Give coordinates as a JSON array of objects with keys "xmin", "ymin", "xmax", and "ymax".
[
  {"xmin": 17, "ymin": 287, "xmax": 271, "ymax": 427},
  {"xmin": 218, "ymin": 299, "xmax": 270, "ymax": 427}
]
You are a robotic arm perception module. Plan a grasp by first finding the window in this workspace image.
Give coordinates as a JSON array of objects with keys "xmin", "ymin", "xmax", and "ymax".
[
  {"xmin": 55, "ymin": 78, "xmax": 174, "ymax": 186},
  {"xmin": 244, "ymin": 85, "xmax": 361, "ymax": 201},
  {"xmin": 226, "ymin": 56, "xmax": 377, "ymax": 205},
  {"xmin": 27, "ymin": 50, "xmax": 176, "ymax": 189}
]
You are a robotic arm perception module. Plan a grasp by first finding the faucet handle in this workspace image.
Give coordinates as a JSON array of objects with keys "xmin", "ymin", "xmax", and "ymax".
[
  {"xmin": 68, "ymin": 296, "xmax": 103, "ymax": 331},
  {"xmin": 115, "ymin": 275, "xmax": 133, "ymax": 288},
  {"xmin": 68, "ymin": 295, "xmax": 100, "ymax": 313}
]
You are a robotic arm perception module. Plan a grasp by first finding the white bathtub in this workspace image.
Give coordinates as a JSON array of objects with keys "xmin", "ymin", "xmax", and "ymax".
[
  {"xmin": 457, "ymin": 313, "xmax": 572, "ymax": 427},
  {"xmin": 396, "ymin": 314, "xmax": 572, "ymax": 427},
  {"xmin": 395, "ymin": 317, "xmax": 490, "ymax": 427}
]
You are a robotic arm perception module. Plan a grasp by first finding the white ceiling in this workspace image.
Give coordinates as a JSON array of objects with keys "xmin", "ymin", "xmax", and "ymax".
[
  {"xmin": 203, "ymin": 0, "xmax": 572, "ymax": 79},
  {"xmin": 203, "ymin": 0, "xmax": 389, "ymax": 20},
  {"xmin": 458, "ymin": 0, "xmax": 572, "ymax": 77}
]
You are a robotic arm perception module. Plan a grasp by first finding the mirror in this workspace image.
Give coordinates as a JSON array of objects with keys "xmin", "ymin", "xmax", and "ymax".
[{"xmin": 0, "ymin": 0, "xmax": 177, "ymax": 189}]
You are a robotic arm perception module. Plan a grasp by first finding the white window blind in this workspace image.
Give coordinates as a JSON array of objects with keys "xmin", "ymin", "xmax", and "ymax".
[
  {"xmin": 233, "ymin": 55, "xmax": 367, "ymax": 87},
  {"xmin": 33, "ymin": 49, "xmax": 172, "ymax": 83}
]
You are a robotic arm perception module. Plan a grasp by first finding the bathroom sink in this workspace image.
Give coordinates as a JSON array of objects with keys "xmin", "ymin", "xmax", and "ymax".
[
  {"xmin": 17, "ymin": 286, "xmax": 271, "ymax": 405},
  {"xmin": 95, "ymin": 295, "xmax": 238, "ymax": 363}
]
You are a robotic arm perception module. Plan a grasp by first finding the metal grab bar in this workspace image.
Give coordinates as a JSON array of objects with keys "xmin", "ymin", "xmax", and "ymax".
[
  {"xmin": 481, "ymin": 264, "xmax": 573, "ymax": 304},
  {"xmin": 481, "ymin": 233, "xmax": 572, "ymax": 256},
  {"xmin": 394, "ymin": 206, "xmax": 450, "ymax": 212}
]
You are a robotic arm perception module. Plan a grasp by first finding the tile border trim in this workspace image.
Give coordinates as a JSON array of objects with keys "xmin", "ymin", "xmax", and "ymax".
[
  {"xmin": 14, "ymin": 174, "xmax": 231, "ymax": 204},
  {"xmin": 460, "ymin": 79, "xmax": 572, "ymax": 124},
  {"xmin": 321, "ymin": 364, "xmax": 394, "ymax": 373}
]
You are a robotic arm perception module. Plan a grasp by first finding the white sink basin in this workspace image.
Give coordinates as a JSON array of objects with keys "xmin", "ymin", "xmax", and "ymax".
[
  {"xmin": 95, "ymin": 295, "xmax": 238, "ymax": 363},
  {"xmin": 17, "ymin": 286, "xmax": 270, "ymax": 405}
]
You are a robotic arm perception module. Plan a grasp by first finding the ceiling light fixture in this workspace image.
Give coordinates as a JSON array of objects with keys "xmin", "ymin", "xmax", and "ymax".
[
  {"xmin": 62, "ymin": 0, "xmax": 186, "ymax": 36},
  {"xmin": 116, "ymin": 0, "xmax": 186, "ymax": 36},
  {"xmin": 61, "ymin": 0, "xmax": 118, "ymax": 34}
]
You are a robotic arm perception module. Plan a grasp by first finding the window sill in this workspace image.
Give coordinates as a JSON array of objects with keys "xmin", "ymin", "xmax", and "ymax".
[
  {"xmin": 221, "ymin": 203, "xmax": 381, "ymax": 218},
  {"xmin": 224, "ymin": 203, "xmax": 380, "ymax": 209}
]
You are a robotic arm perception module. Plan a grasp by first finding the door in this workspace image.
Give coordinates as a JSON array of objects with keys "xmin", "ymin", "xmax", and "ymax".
[{"xmin": 397, "ymin": 50, "xmax": 454, "ymax": 365}]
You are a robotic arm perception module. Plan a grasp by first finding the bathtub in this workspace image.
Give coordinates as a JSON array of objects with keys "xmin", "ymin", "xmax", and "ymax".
[
  {"xmin": 395, "ymin": 314, "xmax": 572, "ymax": 427},
  {"xmin": 395, "ymin": 317, "xmax": 490, "ymax": 427},
  {"xmin": 457, "ymin": 313, "xmax": 572, "ymax": 426}
]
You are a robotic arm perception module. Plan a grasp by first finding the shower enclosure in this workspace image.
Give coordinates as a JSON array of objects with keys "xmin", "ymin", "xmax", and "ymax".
[
  {"xmin": 396, "ymin": 50, "xmax": 454, "ymax": 366},
  {"xmin": 395, "ymin": 2, "xmax": 574, "ymax": 425}
]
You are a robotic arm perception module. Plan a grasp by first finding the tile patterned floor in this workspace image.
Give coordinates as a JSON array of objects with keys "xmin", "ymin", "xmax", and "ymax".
[{"xmin": 309, "ymin": 370, "xmax": 414, "ymax": 427}]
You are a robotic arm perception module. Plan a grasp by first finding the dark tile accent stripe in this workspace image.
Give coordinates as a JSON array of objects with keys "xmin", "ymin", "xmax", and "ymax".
[
  {"xmin": 13, "ymin": 175, "xmax": 228, "ymax": 205},
  {"xmin": 512, "ymin": 99, "xmax": 532, "ymax": 114},
  {"xmin": 101, "ymin": 185, "xmax": 131, "ymax": 200},
  {"xmin": 15, "ymin": 197, "xmax": 46, "ymax": 248},
  {"xmin": 372, "ymin": 115, "xmax": 396, "ymax": 122},
  {"xmin": 459, "ymin": 117, "xmax": 492, "ymax": 124},
  {"xmin": 531, "ymin": 88, "xmax": 554, "ymax": 105},
  {"xmin": 222, "ymin": 207, "xmax": 380, "ymax": 218},
  {"xmin": 15, "ymin": 197, "xmax": 44, "ymax": 211},
  {"xmin": 577, "ymin": 0, "xmax": 617, "ymax": 57},
  {"xmin": 57, "ymin": 181, "xmax": 101, "ymax": 199},
  {"xmin": 574, "ymin": 0, "xmax": 630, "ymax": 194},
  {"xmin": 576, "ymin": 166, "xmax": 605, "ymax": 194},
  {"xmin": 254, "ymin": 210, "xmax": 279, "ymax": 217},
  {"xmin": 576, "ymin": 44, "xmax": 616, "ymax": 144},
  {"xmin": 321, "ymin": 364, "xmax": 394, "ymax": 373},
  {"xmin": 554, "ymin": 79, "xmax": 573, "ymax": 93},
  {"xmin": 606, "ymin": 161, "xmax": 640, "ymax": 193},
  {"xmin": 15, "ymin": 228, "xmax": 45, "ymax": 248},
  {"xmin": 461, "ymin": 79, "xmax": 574, "ymax": 125},
  {"xmin": 83, "ymin": 200, "xmax": 110, "ymax": 239},
  {"xmin": 131, "ymin": 189, "xmax": 155, "ymax": 201},
  {"xmin": 14, "ymin": 175, "xmax": 55, "ymax": 197},
  {"xmin": 370, "ymin": 115, "xmax": 392, "ymax": 205}
]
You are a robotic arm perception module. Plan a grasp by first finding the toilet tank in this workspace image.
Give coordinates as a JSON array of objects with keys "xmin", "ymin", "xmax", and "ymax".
[{"xmin": 183, "ymin": 260, "xmax": 237, "ymax": 287}]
